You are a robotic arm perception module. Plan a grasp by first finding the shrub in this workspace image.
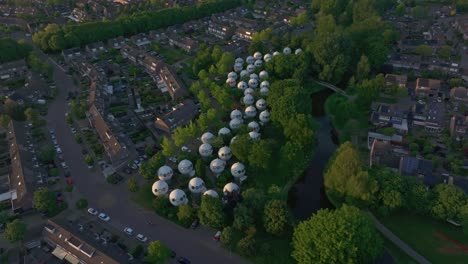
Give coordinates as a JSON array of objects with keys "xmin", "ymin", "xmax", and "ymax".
[{"xmin": 65, "ymin": 185, "xmax": 73, "ymax": 192}]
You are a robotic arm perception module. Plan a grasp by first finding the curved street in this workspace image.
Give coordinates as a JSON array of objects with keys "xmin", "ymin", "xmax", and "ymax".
[{"xmin": 36, "ymin": 42, "xmax": 247, "ymax": 263}]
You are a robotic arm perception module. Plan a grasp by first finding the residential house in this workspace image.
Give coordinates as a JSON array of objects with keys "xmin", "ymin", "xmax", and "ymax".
[
  {"xmin": 399, "ymin": 156, "xmax": 434, "ymax": 184},
  {"xmin": 107, "ymin": 36, "xmax": 126, "ymax": 50},
  {"xmin": 207, "ymin": 21, "xmax": 234, "ymax": 40},
  {"xmin": 454, "ymin": 18, "xmax": 468, "ymax": 40},
  {"xmin": 415, "ymin": 78, "xmax": 441, "ymax": 98},
  {"xmin": 158, "ymin": 65, "xmax": 188, "ymax": 100},
  {"xmin": 0, "ymin": 59, "xmax": 27, "ymax": 80},
  {"xmin": 369, "ymin": 140, "xmax": 402, "ymax": 171},
  {"xmin": 168, "ymin": 34, "xmax": 198, "ymax": 54},
  {"xmin": 61, "ymin": 47, "xmax": 82, "ymax": 63},
  {"xmin": 385, "ymin": 74, "xmax": 408, "ymax": 88},
  {"xmin": 120, "ymin": 45, "xmax": 145, "ymax": 64},
  {"xmin": 449, "ymin": 115, "xmax": 468, "ymax": 141},
  {"xmin": 450, "ymin": 86, "xmax": 468, "ymax": 105},
  {"xmin": 386, "ymin": 54, "xmax": 421, "ymax": 71},
  {"xmin": 234, "ymin": 27, "xmax": 256, "ymax": 41},
  {"xmin": 142, "ymin": 55, "xmax": 163, "ymax": 77},
  {"xmin": 87, "ymin": 105, "xmax": 127, "ymax": 165},
  {"xmin": 71, "ymin": 8, "xmax": 90, "ymax": 22},
  {"xmin": 130, "ymin": 33, "xmax": 151, "ymax": 47},
  {"xmin": 424, "ymin": 102, "xmax": 445, "ymax": 133},
  {"xmin": 154, "ymin": 100, "xmax": 197, "ymax": 133},
  {"xmin": 367, "ymin": 131, "xmax": 404, "ymax": 149},
  {"xmin": 370, "ymin": 103, "xmax": 409, "ymax": 134},
  {"xmin": 42, "ymin": 220, "xmax": 120, "ymax": 264},
  {"xmin": 85, "ymin": 42, "xmax": 106, "ymax": 54}
]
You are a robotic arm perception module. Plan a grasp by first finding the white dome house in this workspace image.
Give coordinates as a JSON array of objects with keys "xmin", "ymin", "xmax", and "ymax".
[
  {"xmin": 178, "ymin": 159, "xmax": 195, "ymax": 177},
  {"xmin": 218, "ymin": 127, "xmax": 231, "ymax": 136},
  {"xmin": 295, "ymin": 48, "xmax": 303, "ymax": 55},
  {"xmin": 199, "ymin": 143, "xmax": 213, "ymax": 157},
  {"xmin": 263, "ymin": 53, "xmax": 272, "ymax": 62},
  {"xmin": 230, "ymin": 136, "xmax": 237, "ymax": 145},
  {"xmin": 248, "ymin": 121, "xmax": 260, "ymax": 132},
  {"xmin": 229, "ymin": 118, "xmax": 242, "ymax": 130},
  {"xmin": 157, "ymin": 165, "xmax": 173, "ymax": 181},
  {"xmin": 283, "ymin": 47, "xmax": 292, "ymax": 55},
  {"xmin": 203, "ymin": 189, "xmax": 219, "ymax": 198},
  {"xmin": 230, "ymin": 109, "xmax": 243, "ymax": 120},
  {"xmin": 235, "ymin": 57, "xmax": 244, "ymax": 65},
  {"xmin": 246, "ymin": 56, "xmax": 255, "ymax": 65},
  {"xmin": 218, "ymin": 146, "xmax": 232, "ymax": 161},
  {"xmin": 260, "ymin": 87, "xmax": 269, "ymax": 97},
  {"xmin": 226, "ymin": 77, "xmax": 236, "ymax": 88},
  {"xmin": 245, "ymin": 106, "xmax": 257, "ymax": 118},
  {"xmin": 152, "ymin": 180, "xmax": 169, "ymax": 197},
  {"xmin": 244, "ymin": 88, "xmax": 254, "ymax": 96},
  {"xmin": 249, "ymin": 131, "xmax": 261, "ymax": 140},
  {"xmin": 201, "ymin": 132, "xmax": 215, "ymax": 144},
  {"xmin": 237, "ymin": 81, "xmax": 248, "ymax": 90},
  {"xmin": 256, "ymin": 98, "xmax": 267, "ymax": 111},
  {"xmin": 248, "ymin": 78, "xmax": 258, "ymax": 88},
  {"xmin": 210, "ymin": 158, "xmax": 226, "ymax": 174},
  {"xmin": 259, "ymin": 110, "xmax": 271, "ymax": 124},
  {"xmin": 243, "ymin": 94, "xmax": 255, "ymax": 105},
  {"xmin": 260, "ymin": 80, "xmax": 270, "ymax": 89},
  {"xmin": 231, "ymin": 162, "xmax": 246, "ymax": 178},
  {"xmin": 188, "ymin": 177, "xmax": 206, "ymax": 194},
  {"xmin": 246, "ymin": 64, "xmax": 255, "ymax": 73},
  {"xmin": 240, "ymin": 70, "xmax": 249, "ymax": 78},
  {"xmin": 259, "ymin": 71, "xmax": 268, "ymax": 80},
  {"xmin": 223, "ymin": 182, "xmax": 240, "ymax": 195},
  {"xmin": 250, "ymin": 73, "xmax": 259, "ymax": 80},
  {"xmin": 254, "ymin": 59, "xmax": 263, "ymax": 68},
  {"xmin": 253, "ymin": 51, "xmax": 262, "ymax": 60},
  {"xmin": 228, "ymin": 71, "xmax": 237, "ymax": 81},
  {"xmin": 273, "ymin": 51, "xmax": 280, "ymax": 56},
  {"xmin": 233, "ymin": 63, "xmax": 243, "ymax": 72},
  {"xmin": 169, "ymin": 189, "xmax": 188, "ymax": 206}
]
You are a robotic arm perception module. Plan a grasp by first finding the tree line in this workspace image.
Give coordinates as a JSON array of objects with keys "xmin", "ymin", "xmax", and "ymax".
[
  {"xmin": 32, "ymin": 0, "xmax": 241, "ymax": 51},
  {"xmin": 0, "ymin": 38, "xmax": 32, "ymax": 63}
]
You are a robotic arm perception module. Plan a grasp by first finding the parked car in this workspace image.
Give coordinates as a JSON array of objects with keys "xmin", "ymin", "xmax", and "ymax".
[
  {"xmin": 71, "ymin": 127, "xmax": 77, "ymax": 134},
  {"xmin": 124, "ymin": 227, "xmax": 134, "ymax": 235},
  {"xmin": 64, "ymin": 170, "xmax": 71, "ymax": 178},
  {"xmin": 177, "ymin": 257, "xmax": 191, "ymax": 264},
  {"xmin": 190, "ymin": 218, "xmax": 199, "ymax": 229},
  {"xmin": 60, "ymin": 162, "xmax": 68, "ymax": 169},
  {"xmin": 98, "ymin": 213, "xmax": 111, "ymax": 222},
  {"xmin": 212, "ymin": 231, "xmax": 221, "ymax": 242},
  {"xmin": 87, "ymin": 208, "xmax": 98, "ymax": 215},
  {"xmin": 56, "ymin": 148, "xmax": 62, "ymax": 154},
  {"xmin": 136, "ymin": 234, "xmax": 148, "ymax": 242}
]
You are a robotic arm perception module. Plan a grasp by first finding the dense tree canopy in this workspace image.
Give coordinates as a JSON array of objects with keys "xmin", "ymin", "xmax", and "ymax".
[
  {"xmin": 292, "ymin": 205, "xmax": 383, "ymax": 264},
  {"xmin": 144, "ymin": 241, "xmax": 172, "ymax": 264},
  {"xmin": 431, "ymin": 184, "xmax": 467, "ymax": 221},
  {"xmin": 198, "ymin": 196, "xmax": 225, "ymax": 229},
  {"xmin": 33, "ymin": 187, "xmax": 58, "ymax": 214},
  {"xmin": 0, "ymin": 38, "xmax": 32, "ymax": 63},
  {"xmin": 3, "ymin": 219, "xmax": 26, "ymax": 243},
  {"xmin": 263, "ymin": 199, "xmax": 289, "ymax": 235}
]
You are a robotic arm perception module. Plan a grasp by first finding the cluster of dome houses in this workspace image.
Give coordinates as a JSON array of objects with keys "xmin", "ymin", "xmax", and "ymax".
[{"xmin": 151, "ymin": 47, "xmax": 302, "ymax": 207}]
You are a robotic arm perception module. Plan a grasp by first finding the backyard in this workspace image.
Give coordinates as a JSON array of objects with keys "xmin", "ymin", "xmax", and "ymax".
[
  {"xmin": 378, "ymin": 212, "xmax": 468, "ymax": 264},
  {"xmin": 152, "ymin": 44, "xmax": 189, "ymax": 65}
]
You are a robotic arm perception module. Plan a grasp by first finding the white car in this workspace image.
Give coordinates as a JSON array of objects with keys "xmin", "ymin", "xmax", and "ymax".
[
  {"xmin": 87, "ymin": 208, "xmax": 98, "ymax": 215},
  {"xmin": 98, "ymin": 213, "xmax": 111, "ymax": 222},
  {"xmin": 124, "ymin": 227, "xmax": 134, "ymax": 235},
  {"xmin": 136, "ymin": 234, "xmax": 148, "ymax": 243},
  {"xmin": 56, "ymin": 148, "xmax": 62, "ymax": 154},
  {"xmin": 61, "ymin": 162, "xmax": 68, "ymax": 169}
]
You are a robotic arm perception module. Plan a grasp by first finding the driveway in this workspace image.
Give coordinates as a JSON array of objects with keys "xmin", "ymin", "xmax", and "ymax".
[{"xmin": 25, "ymin": 38, "xmax": 248, "ymax": 263}]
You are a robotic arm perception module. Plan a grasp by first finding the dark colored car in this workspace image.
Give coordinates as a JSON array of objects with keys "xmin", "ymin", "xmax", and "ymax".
[
  {"xmin": 190, "ymin": 218, "xmax": 199, "ymax": 229},
  {"xmin": 170, "ymin": 251, "xmax": 176, "ymax": 258},
  {"xmin": 177, "ymin": 257, "xmax": 191, "ymax": 264},
  {"xmin": 64, "ymin": 170, "xmax": 71, "ymax": 178}
]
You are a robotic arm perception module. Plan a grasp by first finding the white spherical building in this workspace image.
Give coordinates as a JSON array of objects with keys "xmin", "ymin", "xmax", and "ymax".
[
  {"xmin": 248, "ymin": 78, "xmax": 258, "ymax": 88},
  {"xmin": 246, "ymin": 64, "xmax": 255, "ymax": 73},
  {"xmin": 263, "ymin": 53, "xmax": 272, "ymax": 62},
  {"xmin": 260, "ymin": 87, "xmax": 269, "ymax": 97},
  {"xmin": 256, "ymin": 98, "xmax": 267, "ymax": 111},
  {"xmin": 158, "ymin": 165, "xmax": 173, "ymax": 181},
  {"xmin": 235, "ymin": 57, "xmax": 244, "ymax": 65},
  {"xmin": 152, "ymin": 180, "xmax": 169, "ymax": 197},
  {"xmin": 188, "ymin": 177, "xmax": 206, "ymax": 194},
  {"xmin": 260, "ymin": 80, "xmax": 270, "ymax": 89},
  {"xmin": 201, "ymin": 132, "xmax": 215, "ymax": 144},
  {"xmin": 230, "ymin": 136, "xmax": 237, "ymax": 145},
  {"xmin": 210, "ymin": 158, "xmax": 226, "ymax": 174},
  {"xmin": 228, "ymin": 71, "xmax": 237, "ymax": 81},
  {"xmin": 259, "ymin": 110, "xmax": 270, "ymax": 123},
  {"xmin": 245, "ymin": 106, "xmax": 257, "ymax": 118},
  {"xmin": 230, "ymin": 109, "xmax": 243, "ymax": 120},
  {"xmin": 244, "ymin": 88, "xmax": 254, "ymax": 96},
  {"xmin": 203, "ymin": 189, "xmax": 219, "ymax": 198},
  {"xmin": 218, "ymin": 127, "xmax": 231, "ymax": 136},
  {"xmin": 231, "ymin": 162, "xmax": 246, "ymax": 178},
  {"xmin": 218, "ymin": 146, "xmax": 232, "ymax": 161},
  {"xmin": 295, "ymin": 48, "xmax": 303, "ymax": 55},
  {"xmin": 250, "ymin": 73, "xmax": 259, "ymax": 80},
  {"xmin": 169, "ymin": 189, "xmax": 188, "ymax": 206},
  {"xmin": 240, "ymin": 70, "xmax": 249, "ymax": 78},
  {"xmin": 178, "ymin": 159, "xmax": 194, "ymax": 177},
  {"xmin": 237, "ymin": 81, "xmax": 248, "ymax": 90},
  {"xmin": 246, "ymin": 56, "xmax": 255, "ymax": 65},
  {"xmin": 229, "ymin": 118, "xmax": 242, "ymax": 130},
  {"xmin": 273, "ymin": 51, "xmax": 280, "ymax": 56},
  {"xmin": 253, "ymin": 52, "xmax": 262, "ymax": 60},
  {"xmin": 223, "ymin": 182, "xmax": 240, "ymax": 195},
  {"xmin": 199, "ymin": 143, "xmax": 213, "ymax": 157},
  {"xmin": 234, "ymin": 63, "xmax": 243, "ymax": 72},
  {"xmin": 254, "ymin": 59, "xmax": 263, "ymax": 68},
  {"xmin": 283, "ymin": 47, "xmax": 292, "ymax": 55},
  {"xmin": 248, "ymin": 121, "xmax": 260, "ymax": 132},
  {"xmin": 249, "ymin": 131, "xmax": 261, "ymax": 140},
  {"xmin": 226, "ymin": 77, "xmax": 236, "ymax": 87},
  {"xmin": 243, "ymin": 94, "xmax": 255, "ymax": 105},
  {"xmin": 259, "ymin": 71, "xmax": 268, "ymax": 79}
]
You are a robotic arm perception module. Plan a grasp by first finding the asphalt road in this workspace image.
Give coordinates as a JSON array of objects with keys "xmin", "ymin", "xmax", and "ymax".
[{"xmin": 30, "ymin": 42, "xmax": 247, "ymax": 263}]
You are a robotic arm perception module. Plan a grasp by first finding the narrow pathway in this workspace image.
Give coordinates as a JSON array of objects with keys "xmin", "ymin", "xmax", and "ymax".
[
  {"xmin": 313, "ymin": 79, "xmax": 356, "ymax": 100},
  {"xmin": 367, "ymin": 212, "xmax": 431, "ymax": 264}
]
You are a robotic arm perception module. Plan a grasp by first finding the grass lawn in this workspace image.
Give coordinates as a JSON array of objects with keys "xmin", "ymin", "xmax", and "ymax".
[
  {"xmin": 382, "ymin": 236, "xmax": 417, "ymax": 264},
  {"xmin": 132, "ymin": 182, "xmax": 153, "ymax": 210},
  {"xmin": 378, "ymin": 212, "xmax": 468, "ymax": 264}
]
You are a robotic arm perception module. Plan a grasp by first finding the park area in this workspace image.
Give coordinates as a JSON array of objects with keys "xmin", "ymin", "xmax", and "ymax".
[{"xmin": 379, "ymin": 212, "xmax": 468, "ymax": 264}]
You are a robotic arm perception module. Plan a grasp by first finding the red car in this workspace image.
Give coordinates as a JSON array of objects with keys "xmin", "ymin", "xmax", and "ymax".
[
  {"xmin": 66, "ymin": 178, "xmax": 74, "ymax": 185},
  {"xmin": 212, "ymin": 231, "xmax": 221, "ymax": 242}
]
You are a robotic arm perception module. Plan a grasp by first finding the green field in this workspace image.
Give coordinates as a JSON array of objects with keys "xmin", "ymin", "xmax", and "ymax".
[
  {"xmin": 379, "ymin": 212, "xmax": 468, "ymax": 264},
  {"xmin": 382, "ymin": 236, "xmax": 417, "ymax": 264}
]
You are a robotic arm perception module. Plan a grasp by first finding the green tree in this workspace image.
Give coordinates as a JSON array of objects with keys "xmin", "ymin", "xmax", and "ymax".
[
  {"xmin": 292, "ymin": 205, "xmax": 383, "ymax": 264},
  {"xmin": 283, "ymin": 114, "xmax": 316, "ymax": 146},
  {"xmin": 177, "ymin": 205, "xmax": 194, "ymax": 226},
  {"xmin": 24, "ymin": 108, "xmax": 39, "ymax": 122},
  {"xmin": 437, "ymin": 45, "xmax": 452, "ymax": 59},
  {"xmin": 230, "ymin": 135, "xmax": 251, "ymax": 163},
  {"xmin": 356, "ymin": 55, "xmax": 370, "ymax": 81},
  {"xmin": 3, "ymin": 219, "xmax": 26, "ymax": 243},
  {"xmin": 0, "ymin": 115, "xmax": 11, "ymax": 128},
  {"xmin": 127, "ymin": 177, "xmax": 139, "ymax": 192},
  {"xmin": 161, "ymin": 137, "xmax": 176, "ymax": 158},
  {"xmin": 75, "ymin": 199, "xmax": 88, "ymax": 209},
  {"xmin": 220, "ymin": 226, "xmax": 234, "ymax": 245},
  {"xmin": 145, "ymin": 146, "xmax": 154, "ymax": 156},
  {"xmin": 38, "ymin": 146, "xmax": 56, "ymax": 163},
  {"xmin": 263, "ymin": 200, "xmax": 289, "ymax": 235},
  {"xmin": 233, "ymin": 204, "xmax": 255, "ymax": 231},
  {"xmin": 198, "ymin": 196, "xmax": 225, "ymax": 229},
  {"xmin": 216, "ymin": 52, "xmax": 235, "ymax": 75},
  {"xmin": 33, "ymin": 187, "xmax": 58, "ymax": 214},
  {"xmin": 195, "ymin": 159, "xmax": 206, "ymax": 179},
  {"xmin": 396, "ymin": 2, "xmax": 405, "ymax": 16},
  {"xmin": 431, "ymin": 184, "xmax": 467, "ymax": 221},
  {"xmin": 131, "ymin": 245, "xmax": 144, "ymax": 257},
  {"xmin": 415, "ymin": 44, "xmax": 432, "ymax": 57},
  {"xmin": 85, "ymin": 154, "xmax": 94, "ymax": 167},
  {"xmin": 248, "ymin": 140, "xmax": 272, "ymax": 170},
  {"xmin": 144, "ymin": 241, "xmax": 172, "ymax": 264}
]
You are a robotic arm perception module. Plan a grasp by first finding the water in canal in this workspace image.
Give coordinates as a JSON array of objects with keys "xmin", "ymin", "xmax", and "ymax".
[{"xmin": 288, "ymin": 88, "xmax": 338, "ymax": 220}]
